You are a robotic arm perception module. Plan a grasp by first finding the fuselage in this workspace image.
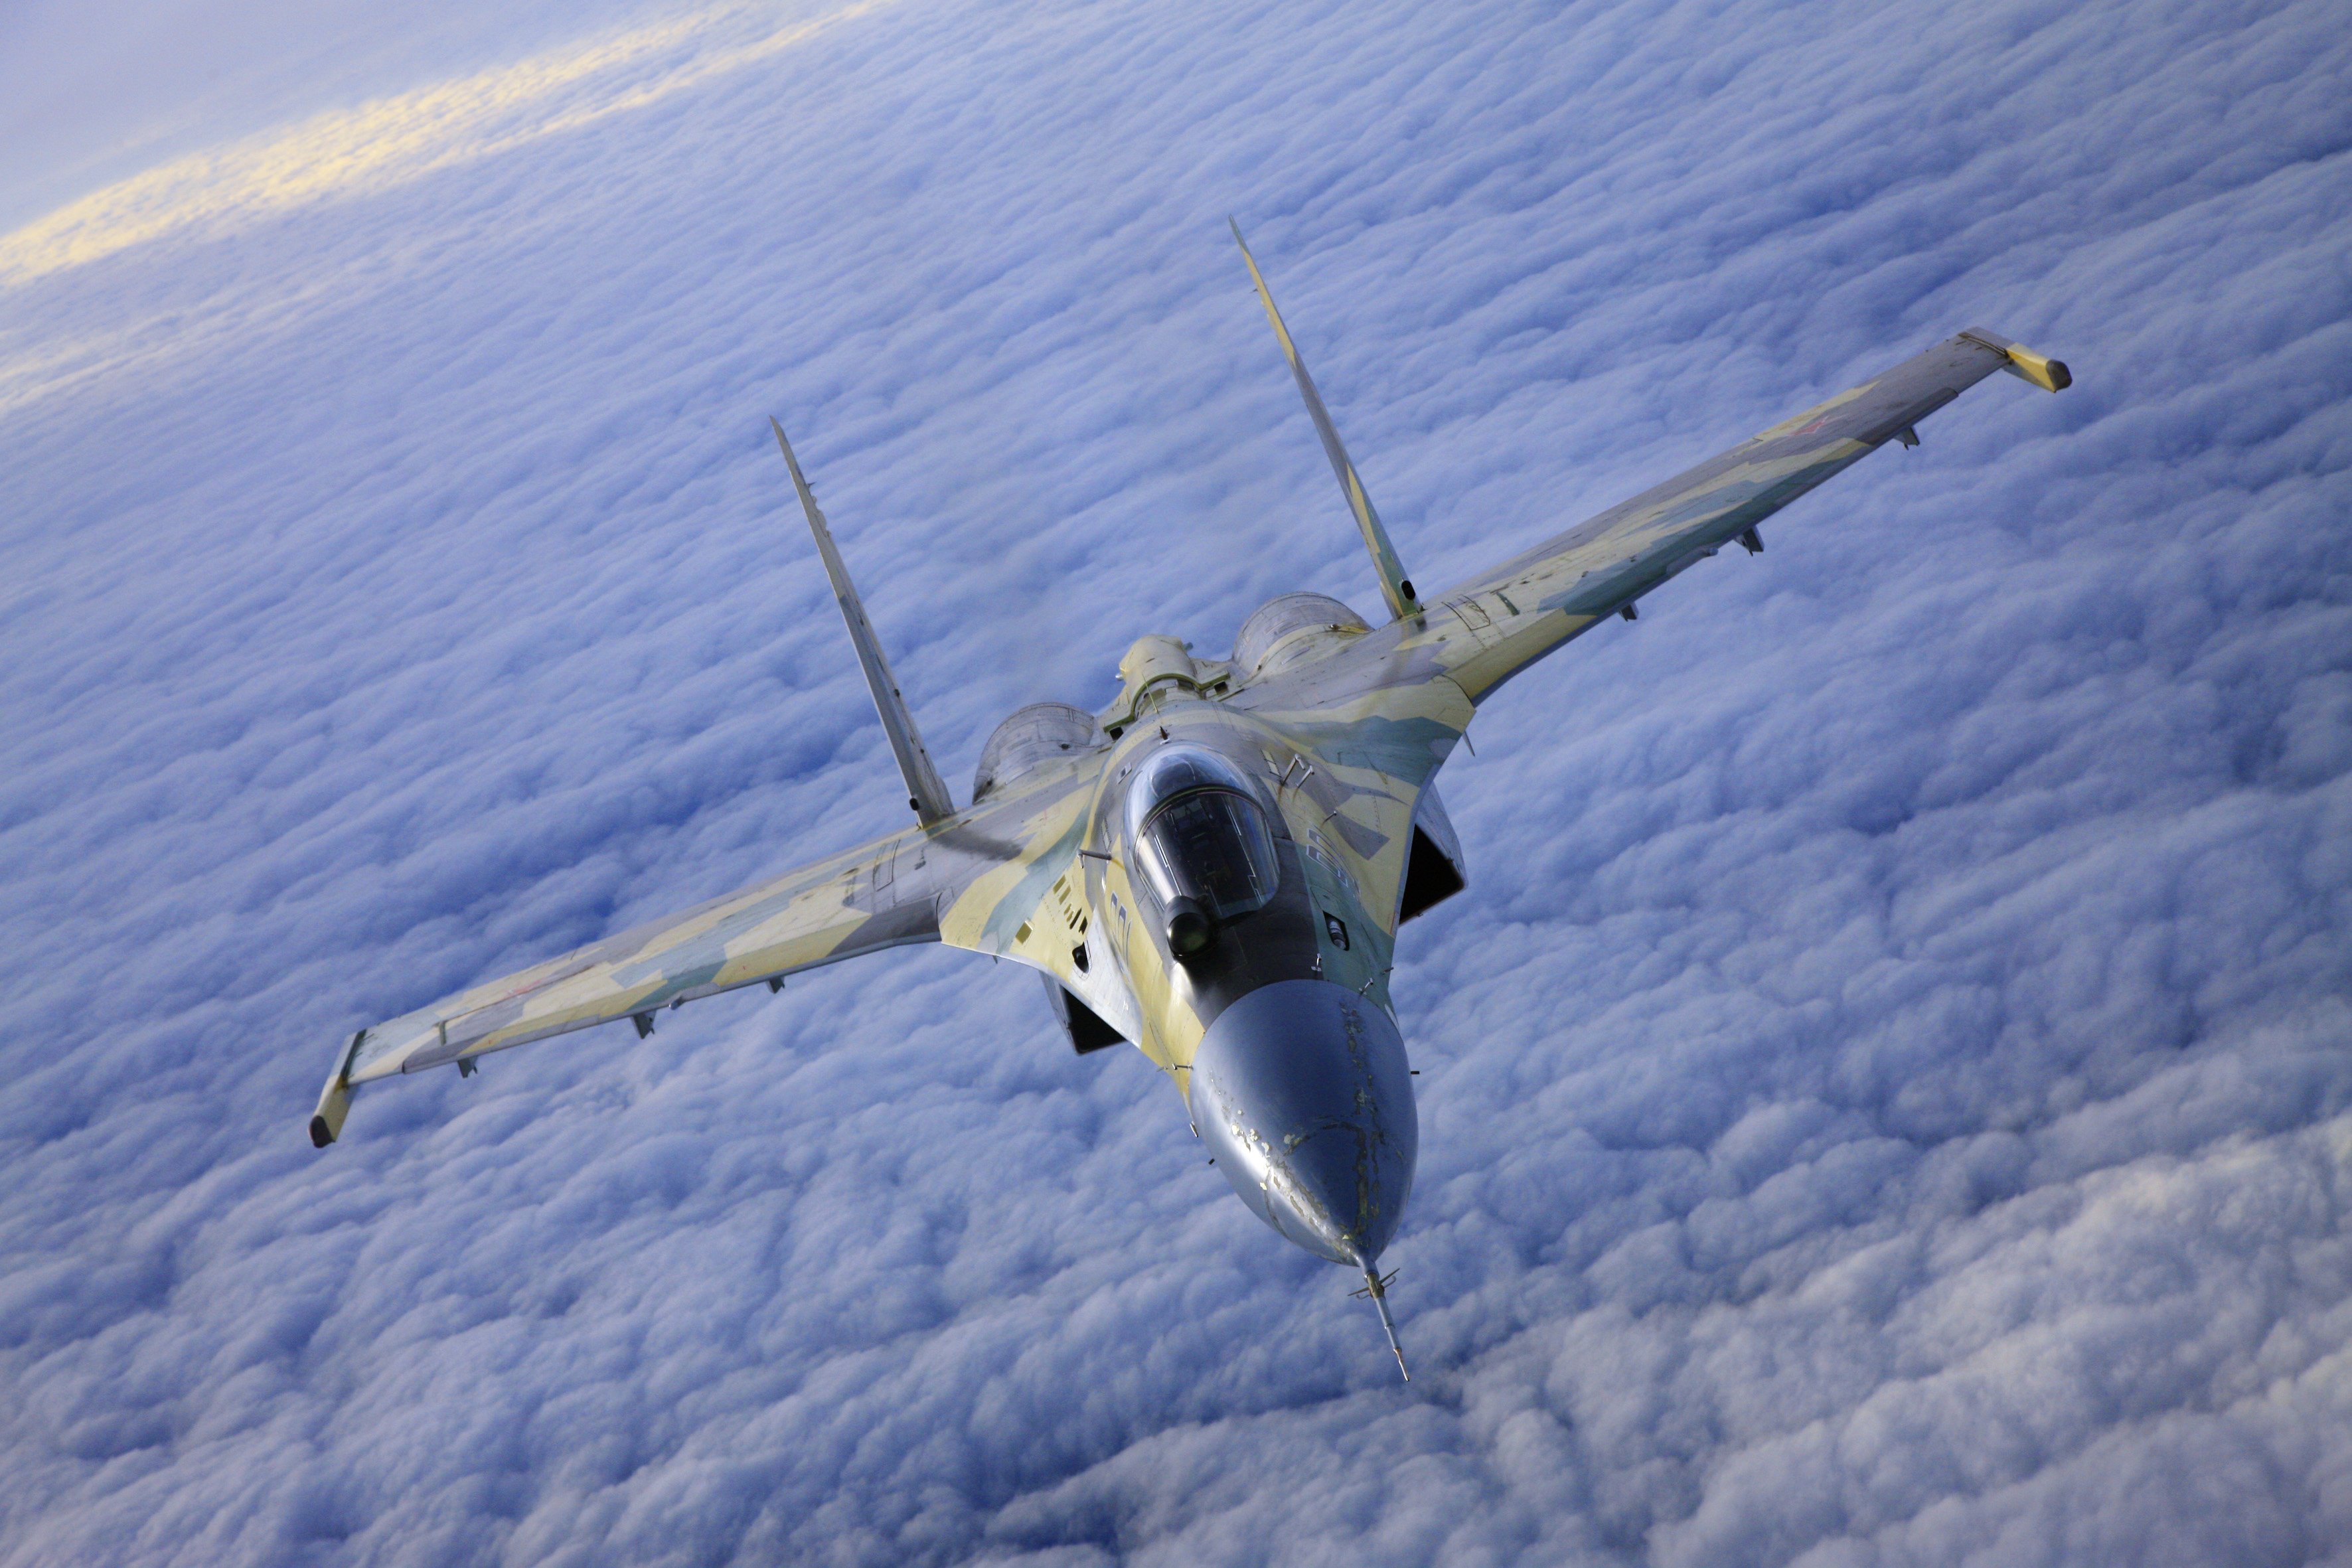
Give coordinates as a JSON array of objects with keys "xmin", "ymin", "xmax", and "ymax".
[{"xmin": 1068, "ymin": 689, "xmax": 1419, "ymax": 1269}]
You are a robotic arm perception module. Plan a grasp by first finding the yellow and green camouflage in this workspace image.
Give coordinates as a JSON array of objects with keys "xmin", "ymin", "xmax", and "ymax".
[{"xmin": 311, "ymin": 248, "xmax": 2066, "ymax": 1178}]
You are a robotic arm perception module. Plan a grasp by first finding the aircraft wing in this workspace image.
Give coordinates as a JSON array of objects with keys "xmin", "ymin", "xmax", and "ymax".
[
  {"xmin": 1227, "ymin": 327, "xmax": 2067, "ymax": 932},
  {"xmin": 1407, "ymin": 327, "xmax": 2071, "ymax": 704},
  {"xmin": 310, "ymin": 751, "xmax": 1108, "ymax": 1146}
]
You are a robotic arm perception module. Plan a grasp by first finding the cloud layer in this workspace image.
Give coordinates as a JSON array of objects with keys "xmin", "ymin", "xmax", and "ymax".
[{"xmin": 3, "ymin": 0, "xmax": 2348, "ymax": 1562}]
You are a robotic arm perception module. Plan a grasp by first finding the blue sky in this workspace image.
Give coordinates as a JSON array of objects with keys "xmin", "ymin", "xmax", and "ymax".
[{"xmin": 3, "ymin": 0, "xmax": 2348, "ymax": 1561}]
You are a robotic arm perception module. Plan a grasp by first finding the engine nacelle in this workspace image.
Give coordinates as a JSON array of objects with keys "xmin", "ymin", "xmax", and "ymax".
[
  {"xmin": 973, "ymin": 702, "xmax": 1101, "ymax": 801},
  {"xmin": 1231, "ymin": 592, "xmax": 1372, "ymax": 682}
]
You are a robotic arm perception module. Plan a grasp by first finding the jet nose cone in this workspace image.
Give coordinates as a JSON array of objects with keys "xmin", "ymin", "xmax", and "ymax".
[{"xmin": 1190, "ymin": 979, "xmax": 1418, "ymax": 1264}]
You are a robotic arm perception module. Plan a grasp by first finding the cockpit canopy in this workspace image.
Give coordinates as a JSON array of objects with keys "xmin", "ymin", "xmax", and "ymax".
[{"xmin": 1126, "ymin": 747, "xmax": 1281, "ymax": 923}]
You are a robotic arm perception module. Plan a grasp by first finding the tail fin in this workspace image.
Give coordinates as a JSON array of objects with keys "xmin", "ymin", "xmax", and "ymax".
[
  {"xmin": 1230, "ymin": 220, "xmax": 1422, "ymax": 623},
  {"xmin": 769, "ymin": 419, "xmax": 957, "ymax": 826}
]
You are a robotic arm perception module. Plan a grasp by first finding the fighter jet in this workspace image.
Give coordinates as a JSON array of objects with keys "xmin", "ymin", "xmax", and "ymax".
[{"xmin": 308, "ymin": 225, "xmax": 2069, "ymax": 1379}]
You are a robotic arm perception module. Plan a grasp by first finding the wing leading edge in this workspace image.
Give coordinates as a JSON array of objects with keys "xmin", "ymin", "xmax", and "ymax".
[
  {"xmin": 311, "ymin": 751, "xmax": 1108, "ymax": 1147},
  {"xmin": 1418, "ymin": 327, "xmax": 2071, "ymax": 702},
  {"xmin": 311, "ymin": 824, "xmax": 935, "ymax": 1144},
  {"xmin": 1233, "ymin": 326, "xmax": 2069, "ymax": 721},
  {"xmin": 1222, "ymin": 327, "xmax": 2067, "ymax": 929}
]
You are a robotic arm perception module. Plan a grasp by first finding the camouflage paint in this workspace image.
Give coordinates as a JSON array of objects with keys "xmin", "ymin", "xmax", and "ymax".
[{"xmin": 313, "ymin": 323, "xmax": 2067, "ymax": 1195}]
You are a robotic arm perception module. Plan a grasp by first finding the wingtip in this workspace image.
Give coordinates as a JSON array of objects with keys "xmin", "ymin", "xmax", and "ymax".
[
  {"xmin": 1959, "ymin": 329, "xmax": 2073, "ymax": 394},
  {"xmin": 309, "ymin": 1032, "xmax": 361, "ymax": 1148}
]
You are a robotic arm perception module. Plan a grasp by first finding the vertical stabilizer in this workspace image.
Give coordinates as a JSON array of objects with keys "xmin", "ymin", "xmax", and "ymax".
[
  {"xmin": 1231, "ymin": 220, "xmax": 1422, "ymax": 623},
  {"xmin": 769, "ymin": 419, "xmax": 957, "ymax": 826}
]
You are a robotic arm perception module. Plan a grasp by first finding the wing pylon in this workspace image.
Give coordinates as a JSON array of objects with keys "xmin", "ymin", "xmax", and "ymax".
[
  {"xmin": 1230, "ymin": 220, "xmax": 1423, "ymax": 623},
  {"xmin": 770, "ymin": 418, "xmax": 957, "ymax": 825}
]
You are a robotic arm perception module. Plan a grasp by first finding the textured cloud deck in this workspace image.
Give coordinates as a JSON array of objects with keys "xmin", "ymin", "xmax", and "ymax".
[{"xmin": 310, "ymin": 232, "xmax": 2067, "ymax": 1378}]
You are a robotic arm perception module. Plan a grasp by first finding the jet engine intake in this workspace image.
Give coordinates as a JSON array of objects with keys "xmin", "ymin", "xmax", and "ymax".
[
  {"xmin": 1397, "ymin": 783, "xmax": 1468, "ymax": 923},
  {"xmin": 1040, "ymin": 974, "xmax": 1124, "ymax": 1054}
]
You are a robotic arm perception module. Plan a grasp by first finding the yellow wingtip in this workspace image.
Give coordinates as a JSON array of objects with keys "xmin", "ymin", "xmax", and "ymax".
[
  {"xmin": 1962, "ymin": 328, "xmax": 2071, "ymax": 392},
  {"xmin": 2004, "ymin": 343, "xmax": 2072, "ymax": 392},
  {"xmin": 309, "ymin": 1081, "xmax": 349, "ymax": 1148}
]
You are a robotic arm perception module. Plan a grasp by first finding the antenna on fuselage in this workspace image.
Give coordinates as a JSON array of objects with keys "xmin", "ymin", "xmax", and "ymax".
[
  {"xmin": 1352, "ymin": 1262, "xmax": 1410, "ymax": 1381},
  {"xmin": 769, "ymin": 418, "xmax": 957, "ymax": 826},
  {"xmin": 1229, "ymin": 220, "xmax": 1423, "ymax": 623}
]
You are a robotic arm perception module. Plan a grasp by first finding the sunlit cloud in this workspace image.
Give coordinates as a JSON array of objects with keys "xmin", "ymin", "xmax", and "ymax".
[{"xmin": 0, "ymin": 0, "xmax": 887, "ymax": 287}]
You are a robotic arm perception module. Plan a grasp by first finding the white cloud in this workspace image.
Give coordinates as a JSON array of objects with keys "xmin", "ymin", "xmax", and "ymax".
[
  {"xmin": 2, "ymin": 0, "xmax": 2349, "ymax": 1561},
  {"xmin": 0, "ymin": 0, "xmax": 892, "ymax": 285}
]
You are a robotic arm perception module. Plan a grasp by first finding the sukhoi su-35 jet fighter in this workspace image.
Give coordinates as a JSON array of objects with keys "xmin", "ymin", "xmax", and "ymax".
[{"xmin": 309, "ymin": 225, "xmax": 2071, "ymax": 1379}]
